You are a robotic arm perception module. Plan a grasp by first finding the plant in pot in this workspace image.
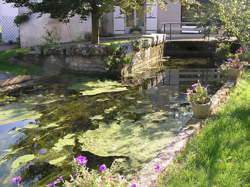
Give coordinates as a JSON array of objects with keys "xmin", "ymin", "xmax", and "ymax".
[
  {"xmin": 220, "ymin": 48, "xmax": 249, "ymax": 80},
  {"xmin": 187, "ymin": 81, "xmax": 212, "ymax": 119},
  {"xmin": 220, "ymin": 57, "xmax": 248, "ymax": 80}
]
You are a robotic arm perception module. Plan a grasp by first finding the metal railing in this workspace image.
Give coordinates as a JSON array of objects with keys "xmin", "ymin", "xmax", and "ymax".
[{"xmin": 161, "ymin": 22, "xmax": 205, "ymax": 40}]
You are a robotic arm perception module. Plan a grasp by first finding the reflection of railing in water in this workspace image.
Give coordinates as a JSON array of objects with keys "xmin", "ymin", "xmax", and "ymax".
[{"xmin": 143, "ymin": 69, "xmax": 220, "ymax": 89}]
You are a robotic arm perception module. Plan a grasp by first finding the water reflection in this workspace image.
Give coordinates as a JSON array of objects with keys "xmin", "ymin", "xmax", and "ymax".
[
  {"xmin": 126, "ymin": 68, "xmax": 221, "ymax": 90},
  {"xmin": 0, "ymin": 67, "xmax": 224, "ymax": 186}
]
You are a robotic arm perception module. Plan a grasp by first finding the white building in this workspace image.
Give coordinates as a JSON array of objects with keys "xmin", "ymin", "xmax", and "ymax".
[
  {"xmin": 14, "ymin": 0, "xmax": 200, "ymax": 47},
  {"xmin": 19, "ymin": 7, "xmax": 92, "ymax": 47},
  {"xmin": 0, "ymin": 0, "xmax": 19, "ymax": 42}
]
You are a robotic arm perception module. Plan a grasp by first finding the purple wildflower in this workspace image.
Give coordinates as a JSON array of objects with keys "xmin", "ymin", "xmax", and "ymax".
[
  {"xmin": 55, "ymin": 176, "xmax": 63, "ymax": 182},
  {"xmin": 119, "ymin": 175, "xmax": 124, "ymax": 179},
  {"xmin": 192, "ymin": 83, "xmax": 198, "ymax": 87},
  {"xmin": 155, "ymin": 165, "xmax": 161, "ymax": 172},
  {"xmin": 11, "ymin": 177, "xmax": 22, "ymax": 183},
  {"xmin": 76, "ymin": 156, "xmax": 88, "ymax": 166},
  {"xmin": 131, "ymin": 184, "xmax": 137, "ymax": 187},
  {"xmin": 99, "ymin": 164, "xmax": 107, "ymax": 172},
  {"xmin": 47, "ymin": 183, "xmax": 55, "ymax": 187}
]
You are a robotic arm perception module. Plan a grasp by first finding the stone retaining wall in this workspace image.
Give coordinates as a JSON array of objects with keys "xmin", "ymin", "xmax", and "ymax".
[{"xmin": 16, "ymin": 34, "xmax": 166, "ymax": 76}]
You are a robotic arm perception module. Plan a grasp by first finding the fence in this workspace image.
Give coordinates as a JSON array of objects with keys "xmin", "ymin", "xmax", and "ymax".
[
  {"xmin": 0, "ymin": 16, "xmax": 19, "ymax": 42},
  {"xmin": 161, "ymin": 22, "xmax": 206, "ymax": 40}
]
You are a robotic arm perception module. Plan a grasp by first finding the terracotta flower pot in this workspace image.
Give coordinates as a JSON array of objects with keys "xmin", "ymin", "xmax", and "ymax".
[
  {"xmin": 191, "ymin": 101, "xmax": 212, "ymax": 119},
  {"xmin": 226, "ymin": 67, "xmax": 243, "ymax": 80}
]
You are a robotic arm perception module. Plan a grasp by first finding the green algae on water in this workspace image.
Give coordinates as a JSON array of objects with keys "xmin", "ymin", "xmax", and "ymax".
[
  {"xmin": 0, "ymin": 104, "xmax": 41, "ymax": 125},
  {"xmin": 69, "ymin": 80, "xmax": 128, "ymax": 96}
]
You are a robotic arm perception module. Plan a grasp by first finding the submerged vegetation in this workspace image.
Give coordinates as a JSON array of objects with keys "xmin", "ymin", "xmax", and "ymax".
[
  {"xmin": 157, "ymin": 70, "xmax": 250, "ymax": 186},
  {"xmin": 0, "ymin": 73, "xmax": 192, "ymax": 186}
]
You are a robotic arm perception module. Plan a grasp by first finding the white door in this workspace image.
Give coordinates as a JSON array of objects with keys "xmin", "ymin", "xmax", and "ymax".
[
  {"xmin": 114, "ymin": 6, "xmax": 125, "ymax": 34},
  {"xmin": 145, "ymin": 1, "xmax": 158, "ymax": 33}
]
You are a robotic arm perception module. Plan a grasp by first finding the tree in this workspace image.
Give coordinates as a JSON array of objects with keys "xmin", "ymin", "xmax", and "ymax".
[
  {"xmin": 186, "ymin": 0, "xmax": 250, "ymax": 47},
  {"xmin": 5, "ymin": 0, "xmax": 169, "ymax": 44}
]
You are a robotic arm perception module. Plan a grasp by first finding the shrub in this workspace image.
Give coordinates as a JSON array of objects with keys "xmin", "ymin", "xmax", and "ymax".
[
  {"xmin": 215, "ymin": 43, "xmax": 231, "ymax": 61},
  {"xmin": 14, "ymin": 14, "xmax": 30, "ymax": 26},
  {"xmin": 105, "ymin": 44, "xmax": 132, "ymax": 71},
  {"xmin": 129, "ymin": 26, "xmax": 142, "ymax": 34},
  {"xmin": 84, "ymin": 32, "xmax": 92, "ymax": 41},
  {"xmin": 42, "ymin": 29, "xmax": 61, "ymax": 48}
]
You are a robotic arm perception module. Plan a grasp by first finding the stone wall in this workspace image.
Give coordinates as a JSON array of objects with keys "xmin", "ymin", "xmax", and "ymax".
[{"xmin": 16, "ymin": 34, "xmax": 167, "ymax": 76}]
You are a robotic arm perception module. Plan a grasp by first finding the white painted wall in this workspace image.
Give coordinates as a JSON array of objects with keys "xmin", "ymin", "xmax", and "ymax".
[
  {"xmin": 157, "ymin": 0, "xmax": 181, "ymax": 33},
  {"xmin": 19, "ymin": 11, "xmax": 92, "ymax": 47},
  {"xmin": 0, "ymin": 0, "xmax": 18, "ymax": 16}
]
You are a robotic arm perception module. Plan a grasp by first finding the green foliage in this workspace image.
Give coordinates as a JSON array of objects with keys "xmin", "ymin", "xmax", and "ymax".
[
  {"xmin": 215, "ymin": 43, "xmax": 231, "ymax": 60},
  {"xmin": 14, "ymin": 14, "xmax": 30, "ymax": 26},
  {"xmin": 190, "ymin": 0, "xmax": 250, "ymax": 46},
  {"xmin": 186, "ymin": 80, "xmax": 210, "ymax": 105},
  {"xmin": 131, "ymin": 40, "xmax": 142, "ymax": 52},
  {"xmin": 105, "ymin": 44, "xmax": 132, "ymax": 71},
  {"xmin": 42, "ymin": 29, "xmax": 61, "ymax": 48},
  {"xmin": 63, "ymin": 164, "xmax": 129, "ymax": 187},
  {"xmin": 129, "ymin": 26, "xmax": 142, "ymax": 34},
  {"xmin": 84, "ymin": 32, "xmax": 92, "ymax": 41},
  {"xmin": 4, "ymin": 0, "xmax": 167, "ymax": 44},
  {"xmin": 157, "ymin": 71, "xmax": 250, "ymax": 187},
  {"xmin": 241, "ymin": 51, "xmax": 250, "ymax": 62}
]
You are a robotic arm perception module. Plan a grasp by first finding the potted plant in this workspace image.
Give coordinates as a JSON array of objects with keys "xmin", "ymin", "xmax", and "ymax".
[
  {"xmin": 220, "ymin": 48, "xmax": 249, "ymax": 80},
  {"xmin": 220, "ymin": 57, "xmax": 248, "ymax": 80},
  {"xmin": 187, "ymin": 81, "xmax": 212, "ymax": 119}
]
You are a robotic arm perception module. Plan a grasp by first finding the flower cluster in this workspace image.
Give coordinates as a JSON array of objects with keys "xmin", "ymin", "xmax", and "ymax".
[
  {"xmin": 187, "ymin": 81, "xmax": 211, "ymax": 105},
  {"xmin": 221, "ymin": 57, "xmax": 248, "ymax": 70},
  {"xmin": 11, "ymin": 177, "xmax": 22, "ymax": 183},
  {"xmin": 221, "ymin": 47, "xmax": 249, "ymax": 71},
  {"xmin": 12, "ymin": 155, "xmax": 163, "ymax": 187},
  {"xmin": 76, "ymin": 156, "xmax": 88, "ymax": 166}
]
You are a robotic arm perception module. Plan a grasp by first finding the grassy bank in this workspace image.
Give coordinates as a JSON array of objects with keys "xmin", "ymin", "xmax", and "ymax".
[
  {"xmin": 0, "ymin": 48, "xmax": 41, "ymax": 76},
  {"xmin": 157, "ymin": 71, "xmax": 250, "ymax": 187}
]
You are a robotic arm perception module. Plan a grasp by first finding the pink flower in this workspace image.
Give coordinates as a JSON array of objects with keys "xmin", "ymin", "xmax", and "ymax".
[
  {"xmin": 75, "ymin": 156, "xmax": 88, "ymax": 166},
  {"xmin": 11, "ymin": 177, "xmax": 22, "ymax": 183},
  {"xmin": 192, "ymin": 83, "xmax": 198, "ymax": 87},
  {"xmin": 99, "ymin": 164, "xmax": 107, "ymax": 172},
  {"xmin": 155, "ymin": 164, "xmax": 161, "ymax": 172},
  {"xmin": 47, "ymin": 183, "xmax": 55, "ymax": 187}
]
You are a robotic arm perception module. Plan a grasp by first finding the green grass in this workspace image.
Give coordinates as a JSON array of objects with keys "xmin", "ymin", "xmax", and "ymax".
[
  {"xmin": 100, "ymin": 39, "xmax": 134, "ymax": 46},
  {"xmin": 0, "ymin": 48, "xmax": 41, "ymax": 76},
  {"xmin": 157, "ymin": 71, "xmax": 250, "ymax": 187}
]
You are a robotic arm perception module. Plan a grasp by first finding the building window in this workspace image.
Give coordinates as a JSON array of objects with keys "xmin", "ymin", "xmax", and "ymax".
[{"xmin": 125, "ymin": 5, "xmax": 145, "ymax": 28}]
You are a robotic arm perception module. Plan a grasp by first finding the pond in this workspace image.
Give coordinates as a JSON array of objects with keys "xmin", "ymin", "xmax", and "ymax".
[{"xmin": 0, "ymin": 63, "xmax": 223, "ymax": 186}]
